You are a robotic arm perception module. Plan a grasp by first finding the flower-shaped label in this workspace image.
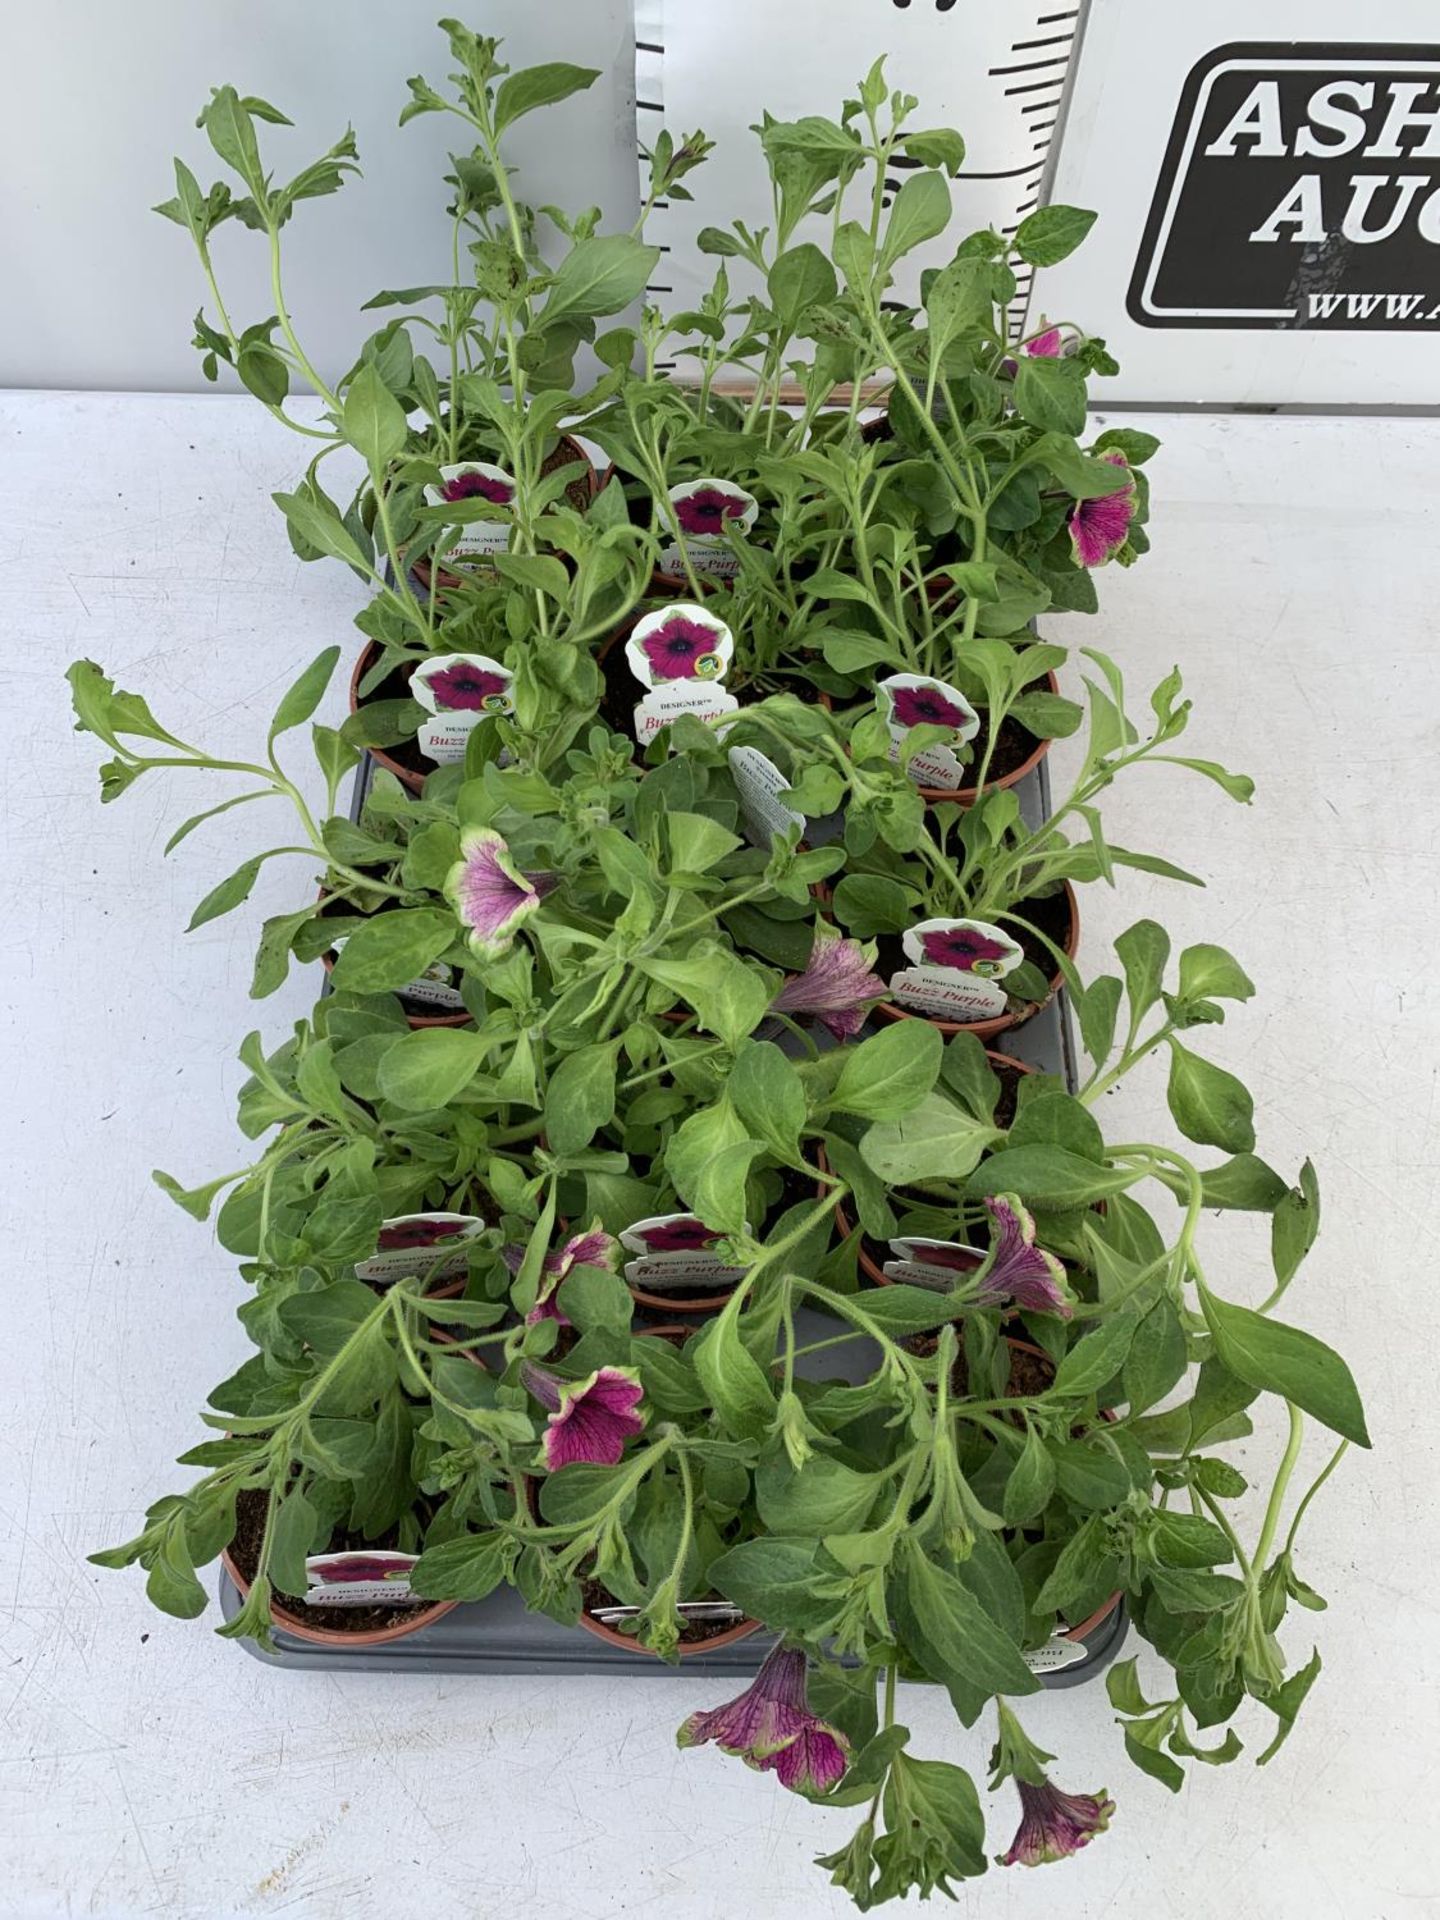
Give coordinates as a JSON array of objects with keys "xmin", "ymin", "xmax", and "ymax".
[
  {"xmin": 880, "ymin": 1237, "xmax": 987, "ymax": 1293},
  {"xmin": 888, "ymin": 917, "xmax": 1025, "ymax": 1021},
  {"xmin": 303, "ymin": 1551, "xmax": 423, "ymax": 1608},
  {"xmin": 879, "ymin": 673, "xmax": 981, "ymax": 794},
  {"xmin": 727, "ymin": 745, "xmax": 806, "ymax": 846},
  {"xmin": 424, "ymin": 461, "xmax": 516, "ymax": 560},
  {"xmin": 658, "ymin": 478, "xmax": 758, "ymax": 579},
  {"xmin": 619, "ymin": 1213, "xmax": 749, "ymax": 1292},
  {"xmin": 410, "ymin": 653, "xmax": 514, "ymax": 765},
  {"xmin": 626, "ymin": 605, "xmax": 739, "ymax": 745},
  {"xmin": 353, "ymin": 1211, "xmax": 485, "ymax": 1286}
]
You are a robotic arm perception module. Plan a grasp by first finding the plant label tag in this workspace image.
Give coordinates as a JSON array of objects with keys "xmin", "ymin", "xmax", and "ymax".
[
  {"xmin": 424, "ymin": 462, "xmax": 515, "ymax": 559},
  {"xmin": 728, "ymin": 745, "xmax": 805, "ymax": 844},
  {"xmin": 881, "ymin": 1239, "xmax": 986, "ymax": 1291},
  {"xmin": 1022, "ymin": 1634, "xmax": 1088, "ymax": 1675},
  {"xmin": 626, "ymin": 604, "xmax": 735, "ymax": 690},
  {"xmin": 879, "ymin": 674, "xmax": 980, "ymax": 794},
  {"xmin": 634, "ymin": 682, "xmax": 740, "ymax": 745},
  {"xmin": 621, "ymin": 1213, "xmax": 747, "ymax": 1291},
  {"xmin": 303, "ymin": 1550, "xmax": 425, "ymax": 1608},
  {"xmin": 353, "ymin": 1212, "xmax": 485, "ymax": 1286},
  {"xmin": 398, "ymin": 962, "xmax": 467, "ymax": 1014},
  {"xmin": 888, "ymin": 966, "xmax": 1009, "ymax": 1022},
  {"xmin": 411, "ymin": 654, "xmax": 514, "ymax": 765},
  {"xmin": 658, "ymin": 478, "xmax": 757, "ymax": 577}
]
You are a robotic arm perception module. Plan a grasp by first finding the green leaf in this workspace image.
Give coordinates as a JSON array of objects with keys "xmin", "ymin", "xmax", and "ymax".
[
  {"xmin": 342, "ymin": 362, "xmax": 409, "ymax": 472},
  {"xmin": 278, "ymin": 1279, "xmax": 376, "ymax": 1354},
  {"xmin": 755, "ymin": 1457, "xmax": 881, "ymax": 1535},
  {"xmin": 728, "ymin": 1041, "xmax": 806, "ymax": 1165},
  {"xmin": 541, "ymin": 235, "xmax": 660, "ymax": 326},
  {"xmin": 1198, "ymin": 1285, "xmax": 1369, "ymax": 1447},
  {"xmin": 1123, "ymin": 1727, "xmax": 1185, "ymax": 1793},
  {"xmin": 1052, "ymin": 1312, "xmax": 1139, "ymax": 1397},
  {"xmin": 1167, "ymin": 1041, "xmax": 1255, "ymax": 1152},
  {"xmin": 965, "ymin": 1146, "xmax": 1137, "ymax": 1211},
  {"xmin": 1014, "ymin": 204, "xmax": 1097, "ymax": 267},
  {"xmin": 375, "ymin": 1027, "xmax": 487, "ymax": 1110},
  {"xmin": 1123, "ymin": 1298, "xmax": 1187, "ymax": 1414},
  {"xmin": 1256, "ymin": 1649, "xmax": 1322, "ymax": 1764},
  {"xmin": 1192, "ymin": 1154, "xmax": 1289, "ymax": 1212},
  {"xmin": 829, "ymin": 1021, "xmax": 942, "ymax": 1121},
  {"xmin": 665, "ymin": 810, "xmax": 743, "ymax": 875},
  {"xmin": 1002, "ymin": 1423, "xmax": 1056, "ymax": 1526},
  {"xmin": 1050, "ymin": 1439, "xmax": 1133, "ymax": 1508},
  {"xmin": 767, "ymin": 243, "xmax": 837, "ymax": 331},
  {"xmin": 1115, "ymin": 919, "xmax": 1170, "ymax": 1033},
  {"xmin": 860, "ymin": 1091, "xmax": 996, "ymax": 1184},
  {"xmin": 1012, "ymin": 355, "xmax": 1087, "ymax": 437},
  {"xmin": 1271, "ymin": 1160, "xmax": 1321, "ymax": 1290},
  {"xmin": 187, "ymin": 856, "xmax": 265, "ymax": 931},
  {"xmin": 1094, "ymin": 426, "xmax": 1162, "ymax": 466},
  {"xmin": 708, "ymin": 1537, "xmax": 834, "ymax": 1635},
  {"xmin": 411, "ymin": 1532, "xmax": 512, "ymax": 1602},
  {"xmin": 272, "ymin": 489, "xmax": 372, "ymax": 573},
  {"xmin": 146, "ymin": 1526, "xmax": 209, "ymax": 1620},
  {"xmin": 1008, "ymin": 1092, "xmax": 1105, "ymax": 1164},
  {"xmin": 493, "ymin": 62, "xmax": 599, "ymax": 131},
  {"xmin": 544, "ymin": 1042, "xmax": 619, "ymax": 1156},
  {"xmin": 693, "ymin": 1314, "xmax": 777, "ymax": 1440},
  {"xmin": 1162, "ymin": 757, "xmax": 1255, "ymax": 803},
  {"xmin": 639, "ymin": 943, "xmax": 771, "ymax": 1050},
  {"xmin": 830, "ymin": 873, "xmax": 917, "ymax": 937},
  {"xmin": 237, "ymin": 342, "xmax": 289, "ymax": 406},
  {"xmin": 881, "ymin": 171, "xmax": 951, "ymax": 265},
  {"xmin": 1074, "ymin": 974, "xmax": 1122, "ymax": 1066},
  {"xmin": 327, "ymin": 909, "xmax": 457, "ymax": 995},
  {"xmin": 493, "ymin": 553, "xmax": 568, "ymax": 600},
  {"xmin": 899, "ymin": 1544, "xmax": 1039, "ymax": 1697},
  {"xmin": 268, "ymin": 646, "xmax": 340, "ymax": 741},
  {"xmin": 1178, "ymin": 943, "xmax": 1255, "ymax": 1004}
]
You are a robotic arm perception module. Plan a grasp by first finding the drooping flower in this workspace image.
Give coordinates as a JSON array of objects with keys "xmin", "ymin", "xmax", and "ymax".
[
  {"xmin": 1068, "ymin": 452, "xmax": 1136, "ymax": 569},
  {"xmin": 444, "ymin": 828, "xmax": 555, "ymax": 961},
  {"xmin": 638, "ymin": 1217, "xmax": 719, "ymax": 1253},
  {"xmin": 422, "ymin": 661, "xmax": 510, "ymax": 712},
  {"xmin": 520, "ymin": 1364, "xmax": 646, "ymax": 1470},
  {"xmin": 770, "ymin": 925, "xmax": 887, "ymax": 1040},
  {"xmin": 502, "ymin": 1228, "xmax": 622, "ymax": 1326},
  {"xmin": 976, "ymin": 1194, "xmax": 1072, "ymax": 1317},
  {"xmin": 919, "ymin": 924, "xmax": 1016, "ymax": 975},
  {"xmin": 674, "ymin": 485, "xmax": 748, "ymax": 538},
  {"xmin": 441, "ymin": 468, "xmax": 514, "ymax": 505},
  {"xmin": 893, "ymin": 1240, "xmax": 983, "ymax": 1274},
  {"xmin": 1000, "ymin": 1777, "xmax": 1115, "ymax": 1867},
  {"xmin": 639, "ymin": 614, "xmax": 727, "ymax": 682},
  {"xmin": 1027, "ymin": 326, "xmax": 1063, "ymax": 358},
  {"xmin": 678, "ymin": 1643, "xmax": 850, "ymax": 1793},
  {"xmin": 890, "ymin": 683, "xmax": 971, "ymax": 732}
]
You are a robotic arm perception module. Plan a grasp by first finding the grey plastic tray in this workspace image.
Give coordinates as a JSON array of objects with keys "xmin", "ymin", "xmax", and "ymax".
[{"xmin": 227, "ymin": 746, "xmax": 1125, "ymax": 1681}]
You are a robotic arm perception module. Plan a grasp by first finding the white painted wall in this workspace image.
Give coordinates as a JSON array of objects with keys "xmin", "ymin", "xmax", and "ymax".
[{"xmin": 0, "ymin": 1, "xmax": 638, "ymax": 392}]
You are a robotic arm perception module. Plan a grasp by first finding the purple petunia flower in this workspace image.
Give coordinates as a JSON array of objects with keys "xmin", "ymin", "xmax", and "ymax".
[
  {"xmin": 520, "ymin": 1364, "xmax": 646, "ymax": 1471},
  {"xmin": 678, "ymin": 1643, "xmax": 850, "ymax": 1793},
  {"xmin": 1068, "ymin": 452, "xmax": 1136, "ymax": 569},
  {"xmin": 422, "ymin": 662, "xmax": 510, "ymax": 712},
  {"xmin": 674, "ymin": 486, "xmax": 748, "ymax": 539},
  {"xmin": 920, "ymin": 925, "xmax": 1014, "ymax": 974},
  {"xmin": 639, "ymin": 1218, "xmax": 719, "ymax": 1253},
  {"xmin": 890, "ymin": 684, "xmax": 971, "ymax": 733},
  {"xmin": 1000, "ymin": 1777, "xmax": 1115, "ymax": 1867},
  {"xmin": 640, "ymin": 615, "xmax": 726, "ymax": 683},
  {"xmin": 1027, "ymin": 327, "xmax": 1063, "ymax": 358},
  {"xmin": 441, "ymin": 469, "xmax": 514, "ymax": 506},
  {"xmin": 975, "ymin": 1194, "xmax": 1072, "ymax": 1318},
  {"xmin": 444, "ymin": 828, "xmax": 556, "ymax": 961},
  {"xmin": 899, "ymin": 1242, "xmax": 983, "ymax": 1274},
  {"xmin": 770, "ymin": 925, "xmax": 887, "ymax": 1041}
]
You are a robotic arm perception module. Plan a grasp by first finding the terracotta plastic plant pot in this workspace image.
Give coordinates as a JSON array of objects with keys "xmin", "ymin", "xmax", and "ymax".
[
  {"xmin": 870, "ymin": 881, "xmax": 1080, "ymax": 1044},
  {"xmin": 220, "ymin": 1546, "xmax": 459, "ymax": 1648},
  {"xmin": 829, "ymin": 1050, "xmax": 1038, "ymax": 1288},
  {"xmin": 410, "ymin": 433, "xmax": 597, "ymax": 595}
]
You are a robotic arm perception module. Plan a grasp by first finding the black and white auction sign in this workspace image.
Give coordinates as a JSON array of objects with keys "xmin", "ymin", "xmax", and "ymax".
[
  {"xmin": 633, "ymin": 0, "xmax": 1085, "ymax": 372},
  {"xmin": 1030, "ymin": 1, "xmax": 1440, "ymax": 401}
]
